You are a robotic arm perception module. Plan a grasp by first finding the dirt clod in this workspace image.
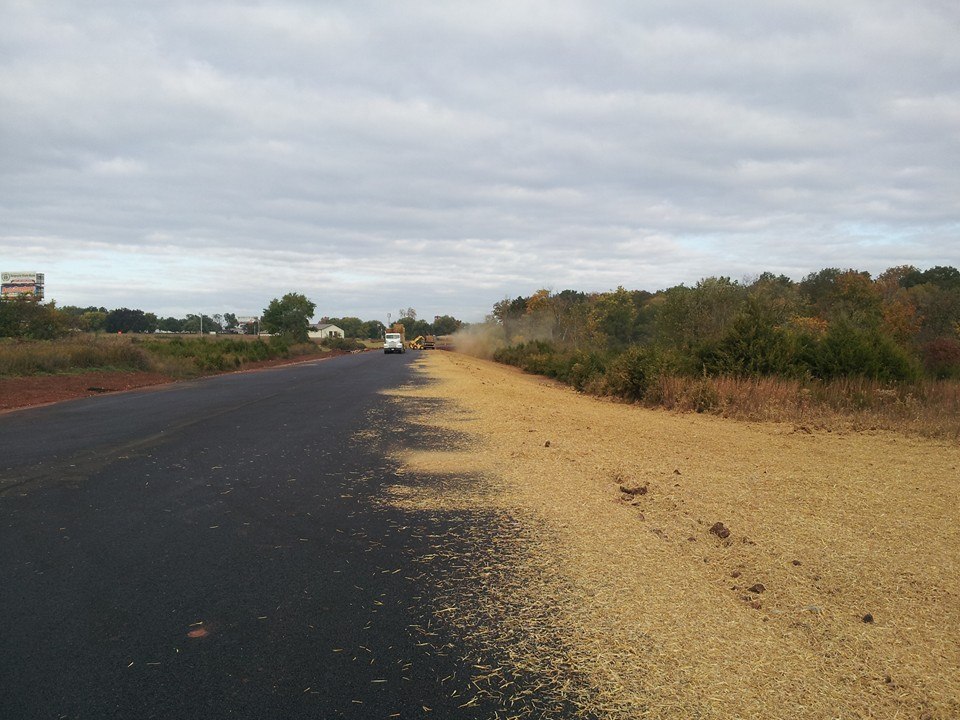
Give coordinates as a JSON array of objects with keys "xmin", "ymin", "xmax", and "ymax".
[
  {"xmin": 709, "ymin": 522, "xmax": 731, "ymax": 539},
  {"xmin": 748, "ymin": 584, "xmax": 766, "ymax": 594},
  {"xmin": 619, "ymin": 483, "xmax": 648, "ymax": 496},
  {"xmin": 863, "ymin": 613, "xmax": 874, "ymax": 623}
]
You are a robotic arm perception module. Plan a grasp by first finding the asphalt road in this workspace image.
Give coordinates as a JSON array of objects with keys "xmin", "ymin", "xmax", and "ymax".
[{"xmin": 0, "ymin": 352, "xmax": 537, "ymax": 719}]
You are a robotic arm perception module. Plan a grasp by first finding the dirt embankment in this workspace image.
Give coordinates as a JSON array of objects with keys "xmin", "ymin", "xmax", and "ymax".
[{"xmin": 383, "ymin": 351, "xmax": 960, "ymax": 719}]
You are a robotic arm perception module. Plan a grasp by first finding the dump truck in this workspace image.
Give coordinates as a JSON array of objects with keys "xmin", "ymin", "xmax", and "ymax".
[
  {"xmin": 383, "ymin": 324, "xmax": 406, "ymax": 354},
  {"xmin": 423, "ymin": 335, "xmax": 436, "ymax": 349}
]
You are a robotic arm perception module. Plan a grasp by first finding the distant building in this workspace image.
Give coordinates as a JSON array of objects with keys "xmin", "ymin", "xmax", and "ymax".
[
  {"xmin": 308, "ymin": 323, "xmax": 344, "ymax": 340},
  {"xmin": 1, "ymin": 271, "xmax": 44, "ymax": 300}
]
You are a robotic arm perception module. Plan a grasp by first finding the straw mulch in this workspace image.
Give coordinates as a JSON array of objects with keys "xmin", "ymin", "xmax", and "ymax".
[{"xmin": 377, "ymin": 351, "xmax": 959, "ymax": 719}]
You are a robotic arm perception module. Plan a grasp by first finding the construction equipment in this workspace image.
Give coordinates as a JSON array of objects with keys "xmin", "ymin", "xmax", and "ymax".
[
  {"xmin": 409, "ymin": 335, "xmax": 425, "ymax": 349},
  {"xmin": 423, "ymin": 335, "xmax": 436, "ymax": 349}
]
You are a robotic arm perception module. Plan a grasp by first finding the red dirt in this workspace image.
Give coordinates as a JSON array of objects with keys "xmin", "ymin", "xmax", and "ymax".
[{"xmin": 0, "ymin": 352, "xmax": 352, "ymax": 412}]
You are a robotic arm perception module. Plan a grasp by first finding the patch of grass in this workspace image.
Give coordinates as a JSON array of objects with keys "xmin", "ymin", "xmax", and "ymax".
[
  {"xmin": 0, "ymin": 336, "xmax": 152, "ymax": 377},
  {"xmin": 137, "ymin": 335, "xmax": 320, "ymax": 373},
  {"xmin": 0, "ymin": 334, "xmax": 323, "ymax": 379},
  {"xmin": 644, "ymin": 373, "xmax": 960, "ymax": 439}
]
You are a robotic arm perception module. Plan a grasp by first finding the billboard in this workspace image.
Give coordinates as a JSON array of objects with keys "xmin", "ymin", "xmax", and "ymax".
[{"xmin": 1, "ymin": 272, "xmax": 45, "ymax": 300}]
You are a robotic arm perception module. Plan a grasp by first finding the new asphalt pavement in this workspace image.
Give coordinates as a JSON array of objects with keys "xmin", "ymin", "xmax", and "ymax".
[{"xmin": 0, "ymin": 352, "xmax": 547, "ymax": 719}]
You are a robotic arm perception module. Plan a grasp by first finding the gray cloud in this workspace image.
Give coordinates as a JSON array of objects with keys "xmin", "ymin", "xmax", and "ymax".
[{"xmin": 1, "ymin": 0, "xmax": 958, "ymax": 321}]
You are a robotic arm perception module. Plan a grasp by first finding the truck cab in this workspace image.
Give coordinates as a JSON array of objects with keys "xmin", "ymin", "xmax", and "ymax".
[{"xmin": 383, "ymin": 332, "xmax": 405, "ymax": 354}]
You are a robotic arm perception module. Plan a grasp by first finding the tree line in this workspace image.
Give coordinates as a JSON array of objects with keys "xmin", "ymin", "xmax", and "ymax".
[
  {"xmin": 0, "ymin": 291, "xmax": 464, "ymax": 343},
  {"xmin": 0, "ymin": 303, "xmax": 256, "ymax": 338},
  {"xmin": 489, "ymin": 266, "xmax": 960, "ymax": 393}
]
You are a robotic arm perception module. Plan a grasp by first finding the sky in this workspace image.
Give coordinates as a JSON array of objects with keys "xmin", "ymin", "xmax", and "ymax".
[{"xmin": 2, "ymin": 1, "xmax": 958, "ymax": 323}]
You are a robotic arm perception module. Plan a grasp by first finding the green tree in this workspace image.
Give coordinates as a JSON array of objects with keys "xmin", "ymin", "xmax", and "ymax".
[
  {"xmin": 361, "ymin": 320, "xmax": 386, "ymax": 339},
  {"xmin": 591, "ymin": 286, "xmax": 637, "ymax": 348},
  {"xmin": 703, "ymin": 297, "xmax": 794, "ymax": 377},
  {"xmin": 492, "ymin": 296, "xmax": 528, "ymax": 341},
  {"xmin": 431, "ymin": 315, "xmax": 462, "ymax": 335},
  {"xmin": 0, "ymin": 299, "xmax": 66, "ymax": 339},
  {"xmin": 261, "ymin": 293, "xmax": 316, "ymax": 342},
  {"xmin": 812, "ymin": 319, "xmax": 920, "ymax": 381},
  {"xmin": 105, "ymin": 308, "xmax": 156, "ymax": 333},
  {"xmin": 79, "ymin": 310, "xmax": 107, "ymax": 333},
  {"xmin": 654, "ymin": 278, "xmax": 746, "ymax": 352},
  {"xmin": 158, "ymin": 316, "xmax": 184, "ymax": 333}
]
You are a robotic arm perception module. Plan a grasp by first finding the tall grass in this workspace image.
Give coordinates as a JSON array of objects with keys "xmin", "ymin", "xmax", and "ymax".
[
  {"xmin": 0, "ymin": 336, "xmax": 152, "ymax": 376},
  {"xmin": 0, "ymin": 334, "xmax": 322, "ymax": 378},
  {"xmin": 644, "ymin": 374, "xmax": 960, "ymax": 439}
]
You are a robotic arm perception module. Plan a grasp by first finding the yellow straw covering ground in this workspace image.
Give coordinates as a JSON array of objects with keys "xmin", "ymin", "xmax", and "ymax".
[{"xmin": 382, "ymin": 351, "xmax": 959, "ymax": 719}]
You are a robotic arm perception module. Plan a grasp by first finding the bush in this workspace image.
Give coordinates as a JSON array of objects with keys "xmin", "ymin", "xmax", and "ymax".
[
  {"xmin": 565, "ymin": 350, "xmax": 609, "ymax": 391},
  {"xmin": 321, "ymin": 336, "xmax": 365, "ymax": 352},
  {"xmin": 139, "ymin": 337, "xmax": 296, "ymax": 372},
  {"xmin": 603, "ymin": 346, "xmax": 653, "ymax": 400},
  {"xmin": 700, "ymin": 301, "xmax": 795, "ymax": 377},
  {"xmin": 812, "ymin": 321, "xmax": 921, "ymax": 382}
]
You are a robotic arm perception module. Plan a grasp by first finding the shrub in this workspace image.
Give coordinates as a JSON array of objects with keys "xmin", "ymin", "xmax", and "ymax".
[
  {"xmin": 603, "ymin": 346, "xmax": 654, "ymax": 401},
  {"xmin": 321, "ymin": 336, "xmax": 365, "ymax": 352},
  {"xmin": 812, "ymin": 321, "xmax": 921, "ymax": 382},
  {"xmin": 701, "ymin": 300, "xmax": 795, "ymax": 377},
  {"xmin": 565, "ymin": 350, "xmax": 608, "ymax": 391}
]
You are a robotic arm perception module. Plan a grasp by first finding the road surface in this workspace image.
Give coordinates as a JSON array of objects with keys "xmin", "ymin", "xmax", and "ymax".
[{"xmin": 0, "ymin": 353, "xmax": 536, "ymax": 719}]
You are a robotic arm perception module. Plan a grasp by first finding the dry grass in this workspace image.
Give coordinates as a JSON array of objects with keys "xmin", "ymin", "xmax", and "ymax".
[
  {"xmin": 0, "ymin": 335, "xmax": 151, "ymax": 376},
  {"xmin": 0, "ymin": 334, "xmax": 323, "ymax": 378},
  {"xmin": 378, "ymin": 351, "xmax": 960, "ymax": 719},
  {"xmin": 647, "ymin": 374, "xmax": 960, "ymax": 440}
]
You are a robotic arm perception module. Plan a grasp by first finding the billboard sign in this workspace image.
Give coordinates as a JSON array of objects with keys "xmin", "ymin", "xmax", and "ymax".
[{"xmin": 1, "ymin": 271, "xmax": 44, "ymax": 300}]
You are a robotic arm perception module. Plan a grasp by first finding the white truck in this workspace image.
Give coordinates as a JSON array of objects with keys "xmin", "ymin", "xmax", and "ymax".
[{"xmin": 383, "ymin": 331, "xmax": 405, "ymax": 354}]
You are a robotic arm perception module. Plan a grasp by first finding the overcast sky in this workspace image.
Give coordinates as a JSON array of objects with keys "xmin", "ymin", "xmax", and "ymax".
[{"xmin": 2, "ymin": 1, "xmax": 958, "ymax": 322}]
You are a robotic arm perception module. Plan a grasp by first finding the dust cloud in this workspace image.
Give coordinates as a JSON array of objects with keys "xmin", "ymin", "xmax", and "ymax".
[{"xmin": 451, "ymin": 322, "xmax": 507, "ymax": 359}]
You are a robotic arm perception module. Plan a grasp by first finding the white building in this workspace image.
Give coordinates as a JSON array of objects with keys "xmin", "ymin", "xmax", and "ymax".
[{"xmin": 308, "ymin": 323, "xmax": 344, "ymax": 340}]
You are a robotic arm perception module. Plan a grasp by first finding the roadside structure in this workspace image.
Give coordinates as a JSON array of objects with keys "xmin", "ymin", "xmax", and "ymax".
[{"xmin": 308, "ymin": 323, "xmax": 345, "ymax": 340}]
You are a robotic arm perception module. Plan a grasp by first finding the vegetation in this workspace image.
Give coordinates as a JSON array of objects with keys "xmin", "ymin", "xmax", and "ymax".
[
  {"xmin": 2, "ymin": 293, "xmax": 466, "ymax": 344},
  {"xmin": 0, "ymin": 336, "xmax": 152, "ymax": 376},
  {"xmin": 484, "ymin": 266, "xmax": 960, "ymax": 438},
  {"xmin": 260, "ymin": 293, "xmax": 316, "ymax": 342},
  {"xmin": 320, "ymin": 336, "xmax": 366, "ymax": 352},
  {"xmin": 393, "ymin": 308, "xmax": 463, "ymax": 338},
  {"xmin": 320, "ymin": 317, "xmax": 387, "ymax": 340},
  {"xmin": 0, "ymin": 335, "xmax": 320, "ymax": 378},
  {"xmin": 0, "ymin": 289, "xmax": 467, "ymax": 383},
  {"xmin": 0, "ymin": 298, "xmax": 66, "ymax": 339}
]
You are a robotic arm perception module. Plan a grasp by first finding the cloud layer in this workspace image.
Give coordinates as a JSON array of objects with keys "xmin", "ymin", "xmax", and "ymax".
[{"xmin": 2, "ymin": 1, "xmax": 958, "ymax": 320}]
